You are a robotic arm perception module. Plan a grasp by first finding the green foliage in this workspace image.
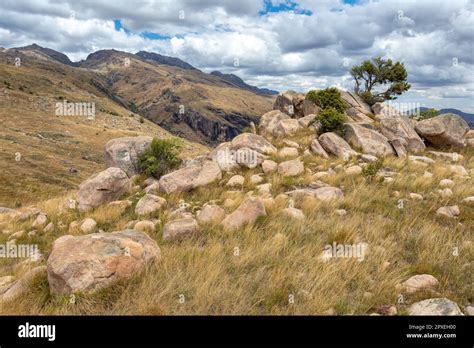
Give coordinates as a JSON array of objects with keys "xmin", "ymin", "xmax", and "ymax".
[
  {"xmin": 139, "ymin": 117, "xmax": 145, "ymax": 124},
  {"xmin": 306, "ymin": 87, "xmax": 346, "ymax": 113},
  {"xmin": 417, "ymin": 108, "xmax": 439, "ymax": 120},
  {"xmin": 350, "ymin": 57, "xmax": 410, "ymax": 105},
  {"xmin": 318, "ymin": 107, "xmax": 347, "ymax": 134},
  {"xmin": 362, "ymin": 159, "xmax": 383, "ymax": 182},
  {"xmin": 138, "ymin": 138, "xmax": 182, "ymax": 178}
]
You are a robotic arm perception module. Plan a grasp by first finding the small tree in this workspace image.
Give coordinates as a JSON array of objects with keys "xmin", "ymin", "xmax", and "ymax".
[
  {"xmin": 306, "ymin": 87, "xmax": 346, "ymax": 113},
  {"xmin": 350, "ymin": 57, "xmax": 410, "ymax": 105},
  {"xmin": 138, "ymin": 138, "xmax": 182, "ymax": 178},
  {"xmin": 318, "ymin": 107, "xmax": 347, "ymax": 134}
]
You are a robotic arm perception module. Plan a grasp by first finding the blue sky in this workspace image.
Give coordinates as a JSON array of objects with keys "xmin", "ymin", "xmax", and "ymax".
[{"xmin": 1, "ymin": 0, "xmax": 473, "ymax": 112}]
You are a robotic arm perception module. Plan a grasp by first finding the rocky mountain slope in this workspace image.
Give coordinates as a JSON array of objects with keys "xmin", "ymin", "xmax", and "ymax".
[
  {"xmin": 210, "ymin": 71, "xmax": 278, "ymax": 95},
  {"xmin": 0, "ymin": 88, "xmax": 472, "ymax": 315},
  {"xmin": 0, "ymin": 47, "xmax": 207, "ymax": 207}
]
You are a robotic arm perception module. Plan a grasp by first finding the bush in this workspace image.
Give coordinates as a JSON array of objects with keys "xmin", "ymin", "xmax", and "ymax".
[
  {"xmin": 306, "ymin": 87, "xmax": 346, "ymax": 113},
  {"xmin": 318, "ymin": 107, "xmax": 347, "ymax": 134},
  {"xmin": 417, "ymin": 108, "xmax": 439, "ymax": 120},
  {"xmin": 362, "ymin": 159, "xmax": 383, "ymax": 182},
  {"xmin": 138, "ymin": 138, "xmax": 182, "ymax": 178}
]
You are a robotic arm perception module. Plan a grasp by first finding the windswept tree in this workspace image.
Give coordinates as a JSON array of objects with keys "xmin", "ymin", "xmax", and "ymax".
[{"xmin": 350, "ymin": 57, "xmax": 410, "ymax": 105}]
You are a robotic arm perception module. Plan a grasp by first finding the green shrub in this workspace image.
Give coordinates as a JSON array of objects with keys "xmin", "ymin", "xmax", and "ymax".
[
  {"xmin": 306, "ymin": 87, "xmax": 346, "ymax": 113},
  {"xmin": 139, "ymin": 117, "xmax": 145, "ymax": 124},
  {"xmin": 417, "ymin": 108, "xmax": 439, "ymax": 120},
  {"xmin": 318, "ymin": 107, "xmax": 347, "ymax": 134},
  {"xmin": 362, "ymin": 159, "xmax": 383, "ymax": 182},
  {"xmin": 138, "ymin": 138, "xmax": 182, "ymax": 178}
]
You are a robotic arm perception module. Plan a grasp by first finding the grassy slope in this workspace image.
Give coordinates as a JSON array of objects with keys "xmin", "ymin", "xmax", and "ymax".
[
  {"xmin": 0, "ymin": 129, "xmax": 472, "ymax": 315},
  {"xmin": 0, "ymin": 52, "xmax": 207, "ymax": 207}
]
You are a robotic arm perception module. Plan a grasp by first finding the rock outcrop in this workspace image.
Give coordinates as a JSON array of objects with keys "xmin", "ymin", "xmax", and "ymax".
[
  {"xmin": 104, "ymin": 136, "xmax": 152, "ymax": 176},
  {"xmin": 344, "ymin": 123, "xmax": 394, "ymax": 156},
  {"xmin": 415, "ymin": 114, "xmax": 469, "ymax": 148}
]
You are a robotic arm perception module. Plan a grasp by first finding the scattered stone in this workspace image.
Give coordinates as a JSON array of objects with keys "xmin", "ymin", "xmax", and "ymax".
[
  {"xmin": 447, "ymin": 165, "xmax": 468, "ymax": 177},
  {"xmin": 249, "ymin": 175, "xmax": 264, "ymax": 185},
  {"xmin": 398, "ymin": 274, "xmax": 439, "ymax": 294},
  {"xmin": 47, "ymin": 230, "xmax": 160, "ymax": 294},
  {"xmin": 32, "ymin": 213, "xmax": 48, "ymax": 228},
  {"xmin": 436, "ymin": 205, "xmax": 460, "ymax": 218},
  {"xmin": 43, "ymin": 222, "xmax": 55, "ymax": 233},
  {"xmin": 287, "ymin": 187, "xmax": 344, "ymax": 202},
  {"xmin": 134, "ymin": 220, "xmax": 156, "ymax": 233},
  {"xmin": 260, "ymin": 110, "xmax": 291, "ymax": 136},
  {"xmin": 226, "ymin": 175, "xmax": 245, "ymax": 187},
  {"xmin": 0, "ymin": 266, "xmax": 47, "ymax": 302},
  {"xmin": 80, "ymin": 218, "xmax": 97, "ymax": 233},
  {"xmin": 439, "ymin": 179, "xmax": 454, "ymax": 187},
  {"xmin": 77, "ymin": 167, "xmax": 131, "ymax": 211},
  {"xmin": 163, "ymin": 218, "xmax": 199, "ymax": 241},
  {"xmin": 437, "ymin": 188, "xmax": 453, "ymax": 198},
  {"xmin": 256, "ymin": 183, "xmax": 272, "ymax": 195},
  {"xmin": 281, "ymin": 207, "xmax": 305, "ymax": 220},
  {"xmin": 278, "ymin": 159, "xmax": 304, "ymax": 177},
  {"xmin": 335, "ymin": 209, "xmax": 347, "ymax": 216},
  {"xmin": 196, "ymin": 204, "xmax": 225, "ymax": 224},
  {"xmin": 135, "ymin": 194, "xmax": 167, "ymax": 216},
  {"xmin": 422, "ymin": 171, "xmax": 434, "ymax": 179},
  {"xmin": 230, "ymin": 133, "xmax": 277, "ymax": 155},
  {"xmin": 428, "ymin": 151, "xmax": 463, "ymax": 162},
  {"xmin": 278, "ymin": 147, "xmax": 299, "ymax": 158},
  {"xmin": 408, "ymin": 298, "xmax": 463, "ymax": 316},
  {"xmin": 261, "ymin": 160, "xmax": 278, "ymax": 174},
  {"xmin": 283, "ymin": 139, "xmax": 300, "ymax": 148},
  {"xmin": 221, "ymin": 197, "xmax": 266, "ymax": 231},
  {"xmin": 345, "ymin": 165, "xmax": 362, "ymax": 175},
  {"xmin": 409, "ymin": 155, "xmax": 435, "ymax": 164},
  {"xmin": 360, "ymin": 154, "xmax": 378, "ymax": 163},
  {"xmin": 144, "ymin": 182, "xmax": 160, "ymax": 194},
  {"xmin": 461, "ymin": 196, "xmax": 474, "ymax": 206}
]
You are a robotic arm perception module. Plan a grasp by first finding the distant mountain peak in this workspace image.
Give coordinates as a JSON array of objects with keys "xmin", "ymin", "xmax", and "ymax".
[
  {"xmin": 210, "ymin": 70, "xmax": 278, "ymax": 95},
  {"xmin": 14, "ymin": 43, "xmax": 75, "ymax": 66},
  {"xmin": 136, "ymin": 51, "xmax": 197, "ymax": 71}
]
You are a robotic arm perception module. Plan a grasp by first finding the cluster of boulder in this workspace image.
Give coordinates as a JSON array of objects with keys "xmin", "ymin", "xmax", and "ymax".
[{"xmin": 1, "ymin": 88, "xmax": 472, "ymax": 315}]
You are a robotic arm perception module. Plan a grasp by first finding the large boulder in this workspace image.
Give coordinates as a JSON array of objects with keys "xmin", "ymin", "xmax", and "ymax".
[
  {"xmin": 278, "ymin": 159, "xmax": 305, "ymax": 177},
  {"xmin": 260, "ymin": 110, "xmax": 290, "ymax": 136},
  {"xmin": 221, "ymin": 197, "xmax": 266, "ymax": 231},
  {"xmin": 319, "ymin": 132, "xmax": 358, "ymax": 159},
  {"xmin": 340, "ymin": 90, "xmax": 372, "ymax": 114},
  {"xmin": 47, "ymin": 230, "xmax": 160, "ymax": 295},
  {"xmin": 159, "ymin": 160, "xmax": 221, "ymax": 194},
  {"xmin": 76, "ymin": 167, "xmax": 131, "ymax": 211},
  {"xmin": 196, "ymin": 204, "xmax": 225, "ymax": 224},
  {"xmin": 286, "ymin": 186, "xmax": 344, "ymax": 202},
  {"xmin": 230, "ymin": 133, "xmax": 277, "ymax": 155},
  {"xmin": 135, "ymin": 194, "xmax": 167, "ymax": 216},
  {"xmin": 344, "ymin": 123, "xmax": 394, "ymax": 156},
  {"xmin": 310, "ymin": 139, "xmax": 329, "ymax": 158},
  {"xmin": 273, "ymin": 90, "xmax": 299, "ymax": 116},
  {"xmin": 408, "ymin": 298, "xmax": 463, "ymax": 316},
  {"xmin": 104, "ymin": 136, "xmax": 152, "ymax": 176},
  {"xmin": 346, "ymin": 107, "xmax": 374, "ymax": 123},
  {"xmin": 415, "ymin": 114, "xmax": 469, "ymax": 148},
  {"xmin": 380, "ymin": 116, "xmax": 425, "ymax": 153},
  {"xmin": 272, "ymin": 119, "xmax": 301, "ymax": 137}
]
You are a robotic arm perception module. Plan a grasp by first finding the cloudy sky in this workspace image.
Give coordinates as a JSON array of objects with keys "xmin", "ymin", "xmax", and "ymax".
[{"xmin": 1, "ymin": 0, "xmax": 473, "ymax": 111}]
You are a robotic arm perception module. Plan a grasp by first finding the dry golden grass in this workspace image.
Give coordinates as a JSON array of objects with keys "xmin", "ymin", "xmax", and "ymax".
[{"xmin": 0, "ymin": 143, "xmax": 472, "ymax": 315}]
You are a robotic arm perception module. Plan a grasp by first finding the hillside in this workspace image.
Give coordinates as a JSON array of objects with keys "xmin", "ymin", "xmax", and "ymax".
[
  {"xmin": 0, "ymin": 47, "xmax": 207, "ymax": 207},
  {"xmin": 210, "ymin": 70, "xmax": 278, "ymax": 95},
  {"xmin": 0, "ymin": 86, "xmax": 472, "ymax": 316}
]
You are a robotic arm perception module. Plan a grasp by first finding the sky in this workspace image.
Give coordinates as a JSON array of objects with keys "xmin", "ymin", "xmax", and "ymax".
[{"xmin": 0, "ymin": 0, "xmax": 473, "ymax": 112}]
